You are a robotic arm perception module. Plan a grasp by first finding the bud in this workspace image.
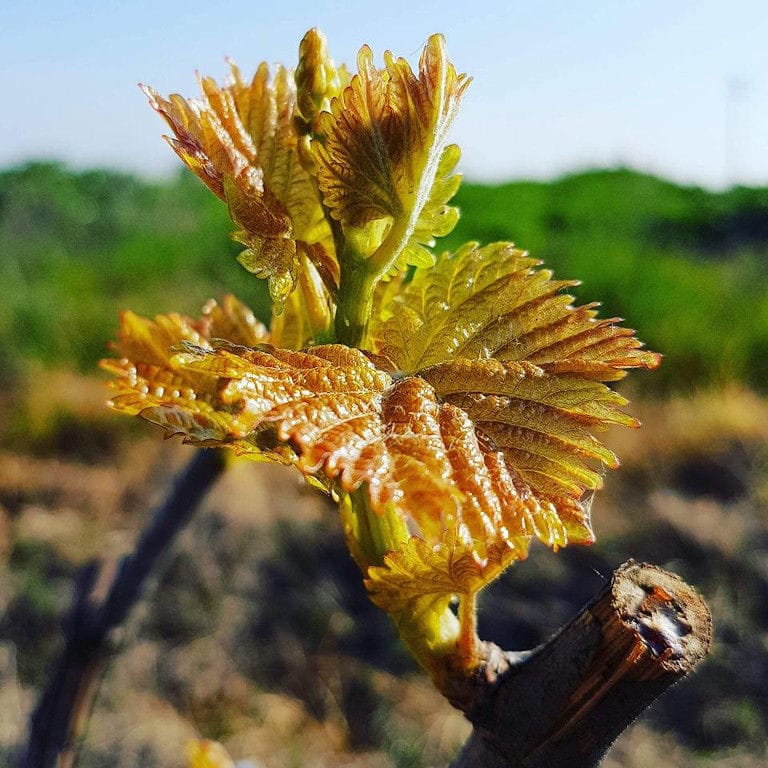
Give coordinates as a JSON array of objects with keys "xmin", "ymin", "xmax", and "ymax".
[{"xmin": 295, "ymin": 28, "xmax": 343, "ymax": 127}]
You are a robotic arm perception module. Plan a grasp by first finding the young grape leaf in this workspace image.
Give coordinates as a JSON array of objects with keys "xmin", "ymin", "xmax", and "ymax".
[
  {"xmin": 100, "ymin": 296, "xmax": 269, "ymax": 448},
  {"xmin": 364, "ymin": 536, "xmax": 524, "ymax": 613},
  {"xmin": 312, "ymin": 35, "xmax": 469, "ymax": 271},
  {"xmin": 371, "ymin": 241, "xmax": 661, "ymax": 376},
  {"xmin": 143, "ymin": 62, "xmax": 335, "ymax": 310},
  {"xmin": 103, "ymin": 298, "xmax": 649, "ymax": 608}
]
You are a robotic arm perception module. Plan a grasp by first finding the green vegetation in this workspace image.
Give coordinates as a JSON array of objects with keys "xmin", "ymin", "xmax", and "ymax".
[
  {"xmin": 3, "ymin": 161, "xmax": 767, "ymax": 389},
  {"xmin": 0, "ymin": 161, "xmax": 270, "ymax": 378}
]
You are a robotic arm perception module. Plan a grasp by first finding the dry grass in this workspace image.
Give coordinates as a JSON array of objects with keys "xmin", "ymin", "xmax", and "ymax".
[
  {"xmin": 609, "ymin": 384, "xmax": 768, "ymax": 471},
  {"xmin": 2, "ymin": 373, "xmax": 768, "ymax": 766}
]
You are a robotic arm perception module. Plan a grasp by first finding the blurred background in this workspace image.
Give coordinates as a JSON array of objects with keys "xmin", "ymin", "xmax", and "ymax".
[{"xmin": 1, "ymin": 1, "xmax": 767, "ymax": 766}]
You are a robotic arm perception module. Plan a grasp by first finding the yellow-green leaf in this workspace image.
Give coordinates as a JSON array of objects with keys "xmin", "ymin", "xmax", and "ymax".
[
  {"xmin": 365, "ymin": 536, "xmax": 528, "ymax": 612},
  {"xmin": 419, "ymin": 357, "xmax": 633, "ymax": 498},
  {"xmin": 312, "ymin": 35, "xmax": 468, "ymax": 272},
  {"xmin": 371, "ymin": 241, "xmax": 661, "ymax": 376},
  {"xmin": 396, "ymin": 143, "xmax": 462, "ymax": 270}
]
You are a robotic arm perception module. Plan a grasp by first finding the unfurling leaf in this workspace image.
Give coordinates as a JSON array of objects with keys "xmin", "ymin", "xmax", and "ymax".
[
  {"xmin": 364, "ymin": 537, "xmax": 522, "ymax": 613},
  {"xmin": 313, "ymin": 35, "xmax": 469, "ymax": 272},
  {"xmin": 143, "ymin": 61, "xmax": 335, "ymax": 310},
  {"xmin": 270, "ymin": 253, "xmax": 335, "ymax": 350},
  {"xmin": 197, "ymin": 294, "xmax": 271, "ymax": 347},
  {"xmin": 100, "ymin": 296, "xmax": 269, "ymax": 447}
]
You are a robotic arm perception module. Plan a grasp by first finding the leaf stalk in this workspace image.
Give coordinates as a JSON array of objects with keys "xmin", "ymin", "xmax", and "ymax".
[{"xmin": 334, "ymin": 256, "xmax": 378, "ymax": 347}]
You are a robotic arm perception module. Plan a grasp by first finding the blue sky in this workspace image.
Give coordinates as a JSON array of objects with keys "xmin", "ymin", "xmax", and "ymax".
[{"xmin": 2, "ymin": 0, "xmax": 767, "ymax": 187}]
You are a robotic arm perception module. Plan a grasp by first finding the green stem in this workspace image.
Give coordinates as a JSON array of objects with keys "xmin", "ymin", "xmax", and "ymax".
[
  {"xmin": 392, "ymin": 596, "xmax": 461, "ymax": 673},
  {"xmin": 334, "ymin": 259, "xmax": 377, "ymax": 347},
  {"xmin": 340, "ymin": 489, "xmax": 463, "ymax": 685},
  {"xmin": 341, "ymin": 487, "xmax": 408, "ymax": 567}
]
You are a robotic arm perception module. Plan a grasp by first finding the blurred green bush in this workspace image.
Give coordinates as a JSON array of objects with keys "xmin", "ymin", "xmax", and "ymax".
[
  {"xmin": 0, "ymin": 161, "xmax": 270, "ymax": 379},
  {"xmin": 2, "ymin": 162, "xmax": 766, "ymax": 390}
]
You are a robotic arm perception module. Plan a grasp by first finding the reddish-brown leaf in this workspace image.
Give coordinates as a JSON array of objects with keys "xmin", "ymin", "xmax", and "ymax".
[{"xmin": 104, "ymin": 302, "xmax": 617, "ymax": 603}]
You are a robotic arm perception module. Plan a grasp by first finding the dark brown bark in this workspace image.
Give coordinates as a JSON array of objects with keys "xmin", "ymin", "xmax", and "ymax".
[
  {"xmin": 20, "ymin": 449, "xmax": 226, "ymax": 768},
  {"xmin": 451, "ymin": 561, "xmax": 712, "ymax": 768}
]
